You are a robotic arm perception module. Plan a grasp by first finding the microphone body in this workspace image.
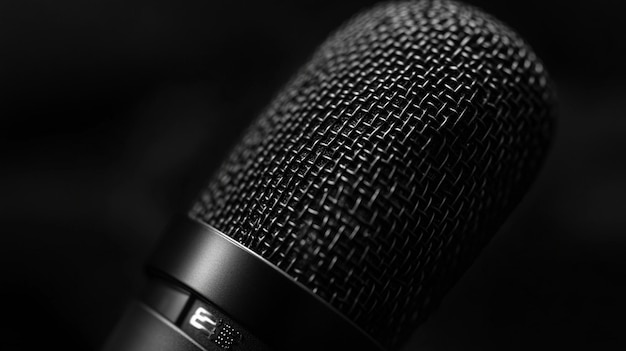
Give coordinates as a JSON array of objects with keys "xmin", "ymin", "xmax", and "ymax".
[{"xmin": 104, "ymin": 0, "xmax": 555, "ymax": 350}]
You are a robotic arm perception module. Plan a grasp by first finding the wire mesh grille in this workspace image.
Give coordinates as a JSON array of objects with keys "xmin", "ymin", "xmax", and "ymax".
[{"xmin": 191, "ymin": 0, "xmax": 555, "ymax": 348}]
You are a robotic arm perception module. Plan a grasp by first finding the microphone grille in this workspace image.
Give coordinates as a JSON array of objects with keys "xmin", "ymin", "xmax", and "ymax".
[{"xmin": 191, "ymin": 0, "xmax": 554, "ymax": 348}]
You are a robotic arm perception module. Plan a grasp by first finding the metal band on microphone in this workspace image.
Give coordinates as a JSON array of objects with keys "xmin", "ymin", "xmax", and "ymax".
[{"xmin": 148, "ymin": 215, "xmax": 385, "ymax": 351}]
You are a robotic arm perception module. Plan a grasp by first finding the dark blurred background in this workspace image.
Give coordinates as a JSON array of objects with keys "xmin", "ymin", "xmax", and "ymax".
[{"xmin": 1, "ymin": 0, "xmax": 625, "ymax": 350}]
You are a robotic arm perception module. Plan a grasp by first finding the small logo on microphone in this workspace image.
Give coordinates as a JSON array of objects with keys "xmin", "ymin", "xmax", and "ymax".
[
  {"xmin": 189, "ymin": 307, "xmax": 219, "ymax": 336},
  {"xmin": 187, "ymin": 305, "xmax": 242, "ymax": 349}
]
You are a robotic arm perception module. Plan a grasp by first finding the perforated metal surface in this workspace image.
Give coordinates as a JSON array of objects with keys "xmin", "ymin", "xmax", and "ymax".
[{"xmin": 190, "ymin": 0, "xmax": 555, "ymax": 348}]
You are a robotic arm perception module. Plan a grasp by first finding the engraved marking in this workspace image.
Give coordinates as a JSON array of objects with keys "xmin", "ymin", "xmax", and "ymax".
[{"xmin": 189, "ymin": 307, "xmax": 218, "ymax": 336}]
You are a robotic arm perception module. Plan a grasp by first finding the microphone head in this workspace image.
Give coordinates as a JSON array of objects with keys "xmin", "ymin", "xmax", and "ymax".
[{"xmin": 191, "ymin": 0, "xmax": 555, "ymax": 348}]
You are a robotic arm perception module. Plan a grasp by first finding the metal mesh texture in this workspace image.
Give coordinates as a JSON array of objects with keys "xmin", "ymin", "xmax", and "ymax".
[{"xmin": 190, "ymin": 0, "xmax": 555, "ymax": 349}]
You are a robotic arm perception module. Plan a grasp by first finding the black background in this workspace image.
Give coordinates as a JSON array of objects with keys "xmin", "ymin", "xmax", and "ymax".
[{"xmin": 1, "ymin": 0, "xmax": 625, "ymax": 350}]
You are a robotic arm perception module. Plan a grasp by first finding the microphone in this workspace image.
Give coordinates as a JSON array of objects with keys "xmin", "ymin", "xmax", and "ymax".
[{"xmin": 104, "ymin": 0, "xmax": 555, "ymax": 350}]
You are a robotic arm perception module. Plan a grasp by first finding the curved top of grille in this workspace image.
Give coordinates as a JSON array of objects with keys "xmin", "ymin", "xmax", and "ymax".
[{"xmin": 191, "ymin": 0, "xmax": 555, "ymax": 348}]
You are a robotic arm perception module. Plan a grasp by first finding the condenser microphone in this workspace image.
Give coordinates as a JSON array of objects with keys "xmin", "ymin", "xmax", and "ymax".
[{"xmin": 104, "ymin": 0, "xmax": 555, "ymax": 350}]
